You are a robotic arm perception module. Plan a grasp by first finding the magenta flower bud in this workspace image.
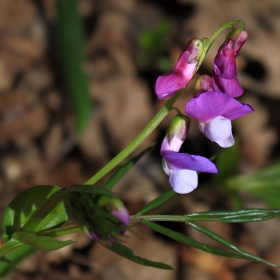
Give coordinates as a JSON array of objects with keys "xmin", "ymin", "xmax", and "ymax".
[
  {"xmin": 160, "ymin": 115, "xmax": 218, "ymax": 194},
  {"xmin": 193, "ymin": 75, "xmax": 214, "ymax": 97},
  {"xmin": 155, "ymin": 38, "xmax": 204, "ymax": 99},
  {"xmin": 97, "ymin": 196, "xmax": 130, "ymax": 228},
  {"xmin": 212, "ymin": 28, "xmax": 249, "ymax": 98}
]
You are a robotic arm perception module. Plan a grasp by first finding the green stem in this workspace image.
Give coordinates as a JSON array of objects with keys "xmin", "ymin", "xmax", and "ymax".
[
  {"xmin": 85, "ymin": 91, "xmax": 181, "ymax": 185},
  {"xmin": 197, "ymin": 20, "xmax": 244, "ymax": 69},
  {"xmin": 38, "ymin": 224, "xmax": 81, "ymax": 237},
  {"xmin": 130, "ymin": 215, "xmax": 186, "ymax": 223}
]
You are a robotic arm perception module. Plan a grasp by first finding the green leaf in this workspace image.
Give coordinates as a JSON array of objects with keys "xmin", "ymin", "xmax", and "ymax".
[
  {"xmin": 186, "ymin": 221, "xmax": 279, "ymax": 267},
  {"xmin": 56, "ymin": 0, "xmax": 91, "ymax": 134},
  {"xmin": 226, "ymin": 160, "xmax": 280, "ymax": 208},
  {"xmin": 185, "ymin": 208, "xmax": 280, "ymax": 222},
  {"xmin": 143, "ymin": 221, "xmax": 248, "ymax": 260},
  {"xmin": 0, "ymin": 245, "xmax": 35, "ymax": 278},
  {"xmin": 2, "ymin": 185, "xmax": 67, "ymax": 238},
  {"xmin": 101, "ymin": 241, "xmax": 173, "ymax": 270},
  {"xmin": 215, "ymin": 141, "xmax": 239, "ymax": 183},
  {"xmin": 103, "ymin": 143, "xmax": 156, "ymax": 190},
  {"xmin": 12, "ymin": 232, "xmax": 74, "ymax": 251},
  {"xmin": 137, "ymin": 188, "xmax": 176, "ymax": 216}
]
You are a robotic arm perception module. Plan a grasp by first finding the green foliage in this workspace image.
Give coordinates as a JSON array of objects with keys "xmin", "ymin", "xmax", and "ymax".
[
  {"xmin": 226, "ymin": 160, "xmax": 280, "ymax": 208},
  {"xmin": 56, "ymin": 0, "xmax": 91, "ymax": 134},
  {"xmin": 143, "ymin": 220, "xmax": 278, "ymax": 267},
  {"xmin": 0, "ymin": 245, "xmax": 35, "ymax": 277},
  {"xmin": 103, "ymin": 143, "xmax": 156, "ymax": 190},
  {"xmin": 2, "ymin": 185, "xmax": 67, "ymax": 238},
  {"xmin": 137, "ymin": 188, "xmax": 176, "ymax": 216},
  {"xmin": 187, "ymin": 221, "xmax": 278, "ymax": 267},
  {"xmin": 102, "ymin": 241, "xmax": 173, "ymax": 270},
  {"xmin": 12, "ymin": 232, "xmax": 74, "ymax": 251}
]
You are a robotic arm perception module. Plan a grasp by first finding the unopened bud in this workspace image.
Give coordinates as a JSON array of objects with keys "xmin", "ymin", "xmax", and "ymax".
[
  {"xmin": 194, "ymin": 75, "xmax": 214, "ymax": 97},
  {"xmin": 161, "ymin": 114, "xmax": 190, "ymax": 155},
  {"xmin": 63, "ymin": 186, "xmax": 129, "ymax": 245}
]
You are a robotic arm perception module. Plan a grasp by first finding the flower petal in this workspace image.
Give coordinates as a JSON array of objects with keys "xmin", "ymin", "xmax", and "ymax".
[
  {"xmin": 185, "ymin": 91, "xmax": 254, "ymax": 122},
  {"xmin": 212, "ymin": 75, "xmax": 243, "ymax": 98},
  {"xmin": 169, "ymin": 169, "xmax": 198, "ymax": 194},
  {"xmin": 199, "ymin": 116, "xmax": 234, "ymax": 147},
  {"xmin": 111, "ymin": 206, "xmax": 130, "ymax": 226},
  {"xmin": 164, "ymin": 153, "xmax": 218, "ymax": 173},
  {"xmin": 213, "ymin": 45, "xmax": 237, "ymax": 79},
  {"xmin": 155, "ymin": 50, "xmax": 197, "ymax": 99},
  {"xmin": 160, "ymin": 135, "xmax": 184, "ymax": 156}
]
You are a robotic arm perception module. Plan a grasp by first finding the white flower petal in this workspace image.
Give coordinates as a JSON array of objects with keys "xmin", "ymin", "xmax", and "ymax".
[
  {"xmin": 199, "ymin": 116, "xmax": 233, "ymax": 147},
  {"xmin": 169, "ymin": 169, "xmax": 198, "ymax": 194}
]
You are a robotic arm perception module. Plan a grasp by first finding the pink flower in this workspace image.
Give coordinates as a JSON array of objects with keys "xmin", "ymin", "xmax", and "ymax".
[
  {"xmin": 185, "ymin": 91, "xmax": 253, "ymax": 147},
  {"xmin": 212, "ymin": 28, "xmax": 249, "ymax": 98},
  {"xmin": 155, "ymin": 38, "xmax": 203, "ymax": 99}
]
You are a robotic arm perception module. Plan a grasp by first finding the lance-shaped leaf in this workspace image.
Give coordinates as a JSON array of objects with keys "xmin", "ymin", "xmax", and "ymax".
[
  {"xmin": 101, "ymin": 241, "xmax": 173, "ymax": 270},
  {"xmin": 103, "ymin": 143, "xmax": 156, "ymax": 190},
  {"xmin": 143, "ymin": 221, "xmax": 248, "ymax": 259},
  {"xmin": 186, "ymin": 221, "xmax": 279, "ymax": 267},
  {"xmin": 12, "ymin": 232, "xmax": 74, "ymax": 251}
]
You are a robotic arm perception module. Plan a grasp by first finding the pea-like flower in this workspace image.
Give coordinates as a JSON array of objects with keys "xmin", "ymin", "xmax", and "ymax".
[
  {"xmin": 161, "ymin": 115, "xmax": 218, "ymax": 194},
  {"xmin": 185, "ymin": 90, "xmax": 254, "ymax": 147},
  {"xmin": 212, "ymin": 28, "xmax": 249, "ymax": 98},
  {"xmin": 155, "ymin": 38, "xmax": 203, "ymax": 99}
]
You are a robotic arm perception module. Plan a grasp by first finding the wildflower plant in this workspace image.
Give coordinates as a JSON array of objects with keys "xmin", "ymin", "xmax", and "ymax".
[{"xmin": 1, "ymin": 19, "xmax": 280, "ymax": 277}]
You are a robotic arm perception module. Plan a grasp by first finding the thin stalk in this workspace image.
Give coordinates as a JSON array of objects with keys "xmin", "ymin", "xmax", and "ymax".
[
  {"xmin": 85, "ymin": 91, "xmax": 181, "ymax": 185},
  {"xmin": 130, "ymin": 215, "xmax": 186, "ymax": 223}
]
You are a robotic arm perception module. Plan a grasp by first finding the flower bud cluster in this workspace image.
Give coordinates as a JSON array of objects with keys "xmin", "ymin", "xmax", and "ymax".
[{"xmin": 64, "ymin": 187, "xmax": 129, "ymax": 244}]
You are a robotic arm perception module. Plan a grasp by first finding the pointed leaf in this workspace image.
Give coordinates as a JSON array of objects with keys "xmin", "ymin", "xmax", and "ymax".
[
  {"xmin": 137, "ymin": 188, "xmax": 176, "ymax": 216},
  {"xmin": 102, "ymin": 241, "xmax": 173, "ymax": 270},
  {"xmin": 12, "ymin": 232, "xmax": 74, "ymax": 251},
  {"xmin": 56, "ymin": 0, "xmax": 91, "ymax": 134},
  {"xmin": 187, "ymin": 221, "xmax": 279, "ymax": 267},
  {"xmin": 226, "ymin": 160, "xmax": 280, "ymax": 208},
  {"xmin": 0, "ymin": 245, "xmax": 35, "ymax": 278},
  {"xmin": 103, "ymin": 143, "xmax": 156, "ymax": 190},
  {"xmin": 143, "ymin": 221, "xmax": 248, "ymax": 259}
]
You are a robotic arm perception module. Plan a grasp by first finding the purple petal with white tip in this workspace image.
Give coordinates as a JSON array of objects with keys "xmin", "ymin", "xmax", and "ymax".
[
  {"xmin": 164, "ymin": 153, "xmax": 218, "ymax": 173},
  {"xmin": 185, "ymin": 91, "xmax": 254, "ymax": 123}
]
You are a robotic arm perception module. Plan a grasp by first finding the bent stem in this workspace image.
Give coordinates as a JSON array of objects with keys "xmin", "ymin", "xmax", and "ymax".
[{"xmin": 85, "ymin": 91, "xmax": 181, "ymax": 186}]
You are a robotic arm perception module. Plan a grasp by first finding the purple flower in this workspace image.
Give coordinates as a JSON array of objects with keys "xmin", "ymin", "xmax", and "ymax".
[
  {"xmin": 212, "ymin": 28, "xmax": 249, "ymax": 98},
  {"xmin": 161, "ymin": 115, "xmax": 218, "ymax": 194},
  {"xmin": 185, "ymin": 91, "xmax": 254, "ymax": 147},
  {"xmin": 155, "ymin": 38, "xmax": 203, "ymax": 99}
]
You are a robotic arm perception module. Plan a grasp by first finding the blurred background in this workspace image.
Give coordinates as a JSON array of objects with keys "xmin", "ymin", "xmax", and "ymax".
[{"xmin": 1, "ymin": 0, "xmax": 280, "ymax": 279}]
